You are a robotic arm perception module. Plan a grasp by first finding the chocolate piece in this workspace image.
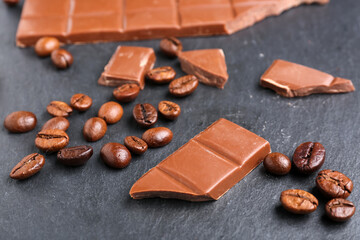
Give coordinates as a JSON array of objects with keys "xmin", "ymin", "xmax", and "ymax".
[
  {"xmin": 179, "ymin": 49, "xmax": 229, "ymax": 89},
  {"xmin": 261, "ymin": 60, "xmax": 355, "ymax": 97},
  {"xmin": 16, "ymin": 0, "xmax": 328, "ymax": 47},
  {"xmin": 130, "ymin": 118, "xmax": 271, "ymax": 201},
  {"xmin": 98, "ymin": 46, "xmax": 156, "ymax": 89}
]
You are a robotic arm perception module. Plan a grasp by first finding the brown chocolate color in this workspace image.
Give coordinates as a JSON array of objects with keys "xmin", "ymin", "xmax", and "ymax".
[
  {"xmin": 130, "ymin": 118, "xmax": 271, "ymax": 201},
  {"xmin": 261, "ymin": 59, "xmax": 355, "ymax": 97}
]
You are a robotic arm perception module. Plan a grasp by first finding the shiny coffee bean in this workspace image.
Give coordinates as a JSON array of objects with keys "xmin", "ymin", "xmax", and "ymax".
[
  {"xmin": 293, "ymin": 142, "xmax": 325, "ymax": 174},
  {"xmin": 169, "ymin": 75, "xmax": 199, "ymax": 97},
  {"xmin": 133, "ymin": 103, "xmax": 158, "ymax": 127},
  {"xmin": 4, "ymin": 111, "xmax": 37, "ymax": 133},
  {"xmin": 35, "ymin": 129, "xmax": 69, "ymax": 153},
  {"xmin": 158, "ymin": 101, "xmax": 181, "ymax": 120},
  {"xmin": 280, "ymin": 189, "xmax": 318, "ymax": 214},
  {"xmin": 325, "ymin": 198, "xmax": 356, "ymax": 222},
  {"xmin": 142, "ymin": 127, "xmax": 173, "ymax": 148},
  {"xmin": 10, "ymin": 153, "xmax": 45, "ymax": 180},
  {"xmin": 41, "ymin": 117, "xmax": 69, "ymax": 131},
  {"xmin": 3, "ymin": 0, "xmax": 19, "ymax": 6},
  {"xmin": 316, "ymin": 169, "xmax": 353, "ymax": 199},
  {"xmin": 263, "ymin": 152, "xmax": 291, "ymax": 175},
  {"xmin": 100, "ymin": 143, "xmax": 131, "ymax": 169},
  {"xmin": 146, "ymin": 66, "xmax": 176, "ymax": 84},
  {"xmin": 35, "ymin": 37, "xmax": 60, "ymax": 57},
  {"xmin": 98, "ymin": 101, "xmax": 123, "ymax": 124},
  {"xmin": 113, "ymin": 84, "xmax": 140, "ymax": 102},
  {"xmin": 57, "ymin": 145, "xmax": 93, "ymax": 166},
  {"xmin": 83, "ymin": 117, "xmax": 107, "ymax": 142},
  {"xmin": 70, "ymin": 93, "xmax": 92, "ymax": 111},
  {"xmin": 47, "ymin": 101, "xmax": 72, "ymax": 117},
  {"xmin": 124, "ymin": 136, "xmax": 148, "ymax": 155},
  {"xmin": 160, "ymin": 37, "xmax": 183, "ymax": 58},
  {"xmin": 51, "ymin": 49, "xmax": 73, "ymax": 69}
]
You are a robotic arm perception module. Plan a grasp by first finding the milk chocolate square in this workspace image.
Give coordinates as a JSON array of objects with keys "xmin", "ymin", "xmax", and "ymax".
[
  {"xmin": 21, "ymin": 0, "xmax": 70, "ymax": 18},
  {"xmin": 72, "ymin": 0, "xmax": 123, "ymax": 15}
]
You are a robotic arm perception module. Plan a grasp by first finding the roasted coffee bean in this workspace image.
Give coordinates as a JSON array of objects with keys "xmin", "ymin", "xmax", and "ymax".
[
  {"xmin": 263, "ymin": 152, "xmax": 291, "ymax": 175},
  {"xmin": 146, "ymin": 66, "xmax": 176, "ymax": 84},
  {"xmin": 160, "ymin": 37, "xmax": 183, "ymax": 58},
  {"xmin": 4, "ymin": 111, "xmax": 37, "ymax": 133},
  {"xmin": 142, "ymin": 127, "xmax": 173, "ymax": 148},
  {"xmin": 47, "ymin": 101, "xmax": 73, "ymax": 117},
  {"xmin": 292, "ymin": 142, "xmax": 325, "ymax": 174},
  {"xmin": 133, "ymin": 103, "xmax": 158, "ymax": 127},
  {"xmin": 41, "ymin": 117, "xmax": 69, "ymax": 131},
  {"xmin": 124, "ymin": 136, "xmax": 148, "ymax": 155},
  {"xmin": 3, "ymin": 0, "xmax": 19, "ymax": 6},
  {"xmin": 35, "ymin": 37, "xmax": 60, "ymax": 57},
  {"xmin": 113, "ymin": 84, "xmax": 140, "ymax": 102},
  {"xmin": 83, "ymin": 117, "xmax": 107, "ymax": 142},
  {"xmin": 158, "ymin": 101, "xmax": 181, "ymax": 120},
  {"xmin": 51, "ymin": 49, "xmax": 73, "ymax": 69},
  {"xmin": 316, "ymin": 169, "xmax": 353, "ymax": 199},
  {"xmin": 280, "ymin": 189, "xmax": 318, "ymax": 214},
  {"xmin": 98, "ymin": 101, "xmax": 123, "ymax": 124},
  {"xmin": 169, "ymin": 75, "xmax": 199, "ymax": 97},
  {"xmin": 325, "ymin": 198, "xmax": 356, "ymax": 222},
  {"xmin": 100, "ymin": 143, "xmax": 131, "ymax": 168},
  {"xmin": 10, "ymin": 153, "xmax": 45, "ymax": 180},
  {"xmin": 35, "ymin": 129, "xmax": 69, "ymax": 153},
  {"xmin": 57, "ymin": 145, "xmax": 93, "ymax": 166},
  {"xmin": 70, "ymin": 93, "xmax": 92, "ymax": 111}
]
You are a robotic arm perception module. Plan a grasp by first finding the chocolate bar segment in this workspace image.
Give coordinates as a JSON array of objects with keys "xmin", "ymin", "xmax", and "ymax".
[
  {"xmin": 260, "ymin": 59, "xmax": 355, "ymax": 97},
  {"xmin": 130, "ymin": 118, "xmax": 271, "ymax": 201}
]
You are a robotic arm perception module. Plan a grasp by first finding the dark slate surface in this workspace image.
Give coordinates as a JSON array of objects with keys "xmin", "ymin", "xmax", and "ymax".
[{"xmin": 1, "ymin": 1, "xmax": 359, "ymax": 239}]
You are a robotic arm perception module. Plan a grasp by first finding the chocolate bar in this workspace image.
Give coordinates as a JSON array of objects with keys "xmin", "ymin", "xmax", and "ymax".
[
  {"xmin": 16, "ymin": 0, "xmax": 329, "ymax": 47},
  {"xmin": 98, "ymin": 46, "xmax": 156, "ymax": 89},
  {"xmin": 260, "ymin": 59, "xmax": 355, "ymax": 97},
  {"xmin": 130, "ymin": 118, "xmax": 271, "ymax": 201}
]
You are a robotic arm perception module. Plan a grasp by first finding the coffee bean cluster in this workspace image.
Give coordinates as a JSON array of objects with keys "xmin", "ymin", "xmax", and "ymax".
[{"xmin": 263, "ymin": 142, "xmax": 356, "ymax": 221}]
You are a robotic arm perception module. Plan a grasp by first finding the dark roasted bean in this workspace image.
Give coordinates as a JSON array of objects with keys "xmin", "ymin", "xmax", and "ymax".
[
  {"xmin": 113, "ymin": 84, "xmax": 140, "ymax": 102},
  {"xmin": 70, "ymin": 93, "xmax": 92, "ymax": 111},
  {"xmin": 293, "ymin": 142, "xmax": 325, "ymax": 174},
  {"xmin": 160, "ymin": 37, "xmax": 183, "ymax": 57},
  {"xmin": 158, "ymin": 101, "xmax": 181, "ymax": 120},
  {"xmin": 124, "ymin": 136, "xmax": 148, "ymax": 155},
  {"xmin": 142, "ymin": 127, "xmax": 173, "ymax": 148},
  {"xmin": 10, "ymin": 153, "xmax": 45, "ymax": 180},
  {"xmin": 3, "ymin": 0, "xmax": 19, "ymax": 6},
  {"xmin": 35, "ymin": 37, "xmax": 60, "ymax": 57},
  {"xmin": 133, "ymin": 103, "xmax": 158, "ymax": 127},
  {"xmin": 98, "ymin": 101, "xmax": 123, "ymax": 124},
  {"xmin": 325, "ymin": 198, "xmax": 356, "ymax": 222},
  {"xmin": 316, "ymin": 169, "xmax": 353, "ymax": 199},
  {"xmin": 57, "ymin": 145, "xmax": 93, "ymax": 166},
  {"xmin": 146, "ymin": 66, "xmax": 176, "ymax": 84},
  {"xmin": 51, "ymin": 49, "xmax": 73, "ymax": 69},
  {"xmin": 47, "ymin": 101, "xmax": 73, "ymax": 117},
  {"xmin": 35, "ymin": 129, "xmax": 69, "ymax": 153},
  {"xmin": 100, "ymin": 143, "xmax": 131, "ymax": 168},
  {"xmin": 280, "ymin": 189, "xmax": 318, "ymax": 214},
  {"xmin": 263, "ymin": 152, "xmax": 291, "ymax": 175},
  {"xmin": 4, "ymin": 111, "xmax": 37, "ymax": 133},
  {"xmin": 169, "ymin": 75, "xmax": 199, "ymax": 97},
  {"xmin": 41, "ymin": 117, "xmax": 69, "ymax": 131},
  {"xmin": 83, "ymin": 117, "xmax": 107, "ymax": 142}
]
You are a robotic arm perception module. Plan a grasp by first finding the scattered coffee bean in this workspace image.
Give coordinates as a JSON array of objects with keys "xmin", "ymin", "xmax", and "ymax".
[
  {"xmin": 100, "ymin": 143, "xmax": 131, "ymax": 168},
  {"xmin": 325, "ymin": 198, "xmax": 356, "ymax": 222},
  {"xmin": 160, "ymin": 37, "xmax": 183, "ymax": 58},
  {"xmin": 142, "ymin": 127, "xmax": 173, "ymax": 148},
  {"xmin": 98, "ymin": 101, "xmax": 123, "ymax": 124},
  {"xmin": 3, "ymin": 0, "xmax": 19, "ymax": 6},
  {"xmin": 316, "ymin": 169, "xmax": 353, "ymax": 199},
  {"xmin": 280, "ymin": 189, "xmax": 318, "ymax": 214},
  {"xmin": 10, "ymin": 153, "xmax": 45, "ymax": 180},
  {"xmin": 169, "ymin": 75, "xmax": 199, "ymax": 97},
  {"xmin": 47, "ymin": 101, "xmax": 73, "ymax": 117},
  {"xmin": 263, "ymin": 152, "xmax": 291, "ymax": 175},
  {"xmin": 158, "ymin": 101, "xmax": 181, "ymax": 120},
  {"xmin": 124, "ymin": 136, "xmax": 148, "ymax": 155},
  {"xmin": 41, "ymin": 117, "xmax": 70, "ymax": 131},
  {"xmin": 57, "ymin": 145, "xmax": 93, "ymax": 166},
  {"xmin": 35, "ymin": 129, "xmax": 69, "ymax": 153},
  {"xmin": 51, "ymin": 49, "xmax": 73, "ymax": 69},
  {"xmin": 292, "ymin": 142, "xmax": 325, "ymax": 174},
  {"xmin": 113, "ymin": 84, "xmax": 140, "ymax": 102},
  {"xmin": 133, "ymin": 103, "xmax": 158, "ymax": 127},
  {"xmin": 83, "ymin": 117, "xmax": 107, "ymax": 142},
  {"xmin": 70, "ymin": 93, "xmax": 92, "ymax": 111},
  {"xmin": 146, "ymin": 66, "xmax": 176, "ymax": 84},
  {"xmin": 34, "ymin": 37, "xmax": 60, "ymax": 57},
  {"xmin": 4, "ymin": 111, "xmax": 37, "ymax": 133}
]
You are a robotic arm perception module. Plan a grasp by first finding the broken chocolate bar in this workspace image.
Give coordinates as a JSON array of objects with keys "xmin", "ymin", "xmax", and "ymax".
[
  {"xmin": 260, "ymin": 59, "xmax": 355, "ymax": 97},
  {"xmin": 130, "ymin": 118, "xmax": 271, "ymax": 201},
  {"xmin": 179, "ymin": 49, "xmax": 229, "ymax": 89}
]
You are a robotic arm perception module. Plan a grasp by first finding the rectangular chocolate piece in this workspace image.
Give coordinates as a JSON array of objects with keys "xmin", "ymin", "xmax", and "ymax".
[
  {"xmin": 260, "ymin": 59, "xmax": 355, "ymax": 97},
  {"xmin": 98, "ymin": 46, "xmax": 156, "ymax": 89},
  {"xmin": 16, "ymin": 0, "xmax": 329, "ymax": 47},
  {"xmin": 130, "ymin": 118, "xmax": 271, "ymax": 201}
]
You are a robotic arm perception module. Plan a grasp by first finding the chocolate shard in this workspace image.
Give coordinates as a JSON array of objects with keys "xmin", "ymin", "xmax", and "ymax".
[
  {"xmin": 98, "ymin": 46, "xmax": 156, "ymax": 89},
  {"xmin": 179, "ymin": 49, "xmax": 229, "ymax": 89},
  {"xmin": 130, "ymin": 118, "xmax": 271, "ymax": 202},
  {"xmin": 260, "ymin": 59, "xmax": 355, "ymax": 97}
]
